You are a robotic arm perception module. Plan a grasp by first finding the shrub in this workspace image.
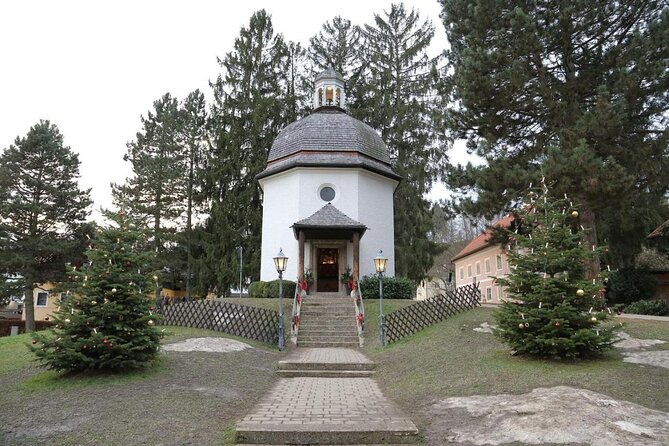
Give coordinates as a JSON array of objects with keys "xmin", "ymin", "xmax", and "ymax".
[
  {"xmin": 359, "ymin": 275, "xmax": 414, "ymax": 299},
  {"xmin": 263, "ymin": 279, "xmax": 296, "ymax": 299},
  {"xmin": 248, "ymin": 280, "xmax": 296, "ymax": 299},
  {"xmin": 607, "ymin": 268, "xmax": 658, "ymax": 305},
  {"xmin": 248, "ymin": 281, "xmax": 266, "ymax": 299},
  {"xmin": 623, "ymin": 299, "xmax": 669, "ymax": 316}
]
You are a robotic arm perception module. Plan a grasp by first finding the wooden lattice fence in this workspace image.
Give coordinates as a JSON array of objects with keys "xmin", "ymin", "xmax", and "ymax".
[
  {"xmin": 157, "ymin": 300, "xmax": 280, "ymax": 345},
  {"xmin": 384, "ymin": 283, "xmax": 481, "ymax": 343}
]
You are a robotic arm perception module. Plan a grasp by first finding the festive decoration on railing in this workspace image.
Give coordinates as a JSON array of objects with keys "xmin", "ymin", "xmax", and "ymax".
[
  {"xmin": 494, "ymin": 178, "xmax": 617, "ymax": 359},
  {"xmin": 31, "ymin": 211, "xmax": 162, "ymax": 372}
]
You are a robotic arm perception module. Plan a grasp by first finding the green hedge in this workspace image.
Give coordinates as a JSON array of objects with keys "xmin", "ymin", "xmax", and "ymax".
[
  {"xmin": 359, "ymin": 275, "xmax": 414, "ymax": 299},
  {"xmin": 248, "ymin": 281, "xmax": 266, "ymax": 299},
  {"xmin": 623, "ymin": 299, "xmax": 669, "ymax": 316},
  {"xmin": 248, "ymin": 280, "xmax": 297, "ymax": 299}
]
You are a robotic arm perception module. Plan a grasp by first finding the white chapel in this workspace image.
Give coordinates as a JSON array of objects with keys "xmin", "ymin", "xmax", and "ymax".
[{"xmin": 258, "ymin": 68, "xmax": 400, "ymax": 292}]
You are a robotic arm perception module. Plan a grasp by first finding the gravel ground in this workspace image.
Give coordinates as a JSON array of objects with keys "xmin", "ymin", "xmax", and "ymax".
[{"xmin": 1, "ymin": 334, "xmax": 278, "ymax": 446}]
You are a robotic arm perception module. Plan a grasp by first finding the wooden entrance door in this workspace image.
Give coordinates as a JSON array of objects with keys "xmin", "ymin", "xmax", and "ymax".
[{"xmin": 317, "ymin": 248, "xmax": 339, "ymax": 292}]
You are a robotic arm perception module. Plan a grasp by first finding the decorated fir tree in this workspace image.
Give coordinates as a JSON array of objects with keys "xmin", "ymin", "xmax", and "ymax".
[
  {"xmin": 32, "ymin": 211, "xmax": 161, "ymax": 372},
  {"xmin": 494, "ymin": 182, "xmax": 616, "ymax": 359}
]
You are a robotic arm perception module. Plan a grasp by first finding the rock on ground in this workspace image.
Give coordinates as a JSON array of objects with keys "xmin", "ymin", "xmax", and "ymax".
[
  {"xmin": 473, "ymin": 322, "xmax": 496, "ymax": 334},
  {"xmin": 162, "ymin": 337, "xmax": 252, "ymax": 353},
  {"xmin": 426, "ymin": 386, "xmax": 669, "ymax": 446},
  {"xmin": 614, "ymin": 332, "xmax": 666, "ymax": 351}
]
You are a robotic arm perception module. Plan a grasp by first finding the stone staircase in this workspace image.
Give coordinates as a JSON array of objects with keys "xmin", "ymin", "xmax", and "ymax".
[
  {"xmin": 297, "ymin": 296, "xmax": 360, "ymax": 348},
  {"xmin": 235, "ymin": 294, "xmax": 419, "ymax": 445}
]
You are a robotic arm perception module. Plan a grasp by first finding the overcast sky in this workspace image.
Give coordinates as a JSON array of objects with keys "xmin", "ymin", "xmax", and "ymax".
[{"xmin": 0, "ymin": 0, "xmax": 463, "ymax": 219}]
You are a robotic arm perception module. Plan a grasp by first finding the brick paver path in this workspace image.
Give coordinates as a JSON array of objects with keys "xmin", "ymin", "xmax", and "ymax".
[
  {"xmin": 237, "ymin": 348, "xmax": 418, "ymax": 444},
  {"xmin": 238, "ymin": 377, "xmax": 414, "ymax": 430}
]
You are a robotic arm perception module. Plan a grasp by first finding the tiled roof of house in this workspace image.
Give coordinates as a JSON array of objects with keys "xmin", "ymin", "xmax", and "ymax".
[
  {"xmin": 648, "ymin": 219, "xmax": 669, "ymax": 239},
  {"xmin": 452, "ymin": 215, "xmax": 515, "ymax": 262},
  {"xmin": 268, "ymin": 109, "xmax": 390, "ymax": 164},
  {"xmin": 292, "ymin": 203, "xmax": 367, "ymax": 230}
]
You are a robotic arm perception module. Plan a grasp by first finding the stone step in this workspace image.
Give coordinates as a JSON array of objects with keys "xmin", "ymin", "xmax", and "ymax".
[
  {"xmin": 276, "ymin": 369, "xmax": 376, "ymax": 378},
  {"xmin": 236, "ymin": 430, "xmax": 417, "ymax": 445},
  {"xmin": 298, "ymin": 335, "xmax": 360, "ymax": 343},
  {"xmin": 298, "ymin": 329, "xmax": 358, "ymax": 336},
  {"xmin": 300, "ymin": 309, "xmax": 353, "ymax": 314},
  {"xmin": 278, "ymin": 360, "xmax": 375, "ymax": 371},
  {"xmin": 298, "ymin": 340, "xmax": 360, "ymax": 348}
]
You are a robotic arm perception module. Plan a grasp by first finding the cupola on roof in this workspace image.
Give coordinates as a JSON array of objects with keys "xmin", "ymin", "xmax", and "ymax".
[{"xmin": 258, "ymin": 68, "xmax": 399, "ymax": 182}]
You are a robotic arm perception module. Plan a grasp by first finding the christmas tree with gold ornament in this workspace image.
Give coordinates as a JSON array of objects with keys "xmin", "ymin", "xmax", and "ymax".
[
  {"xmin": 32, "ymin": 211, "xmax": 161, "ymax": 372},
  {"xmin": 494, "ymin": 181, "xmax": 616, "ymax": 359}
]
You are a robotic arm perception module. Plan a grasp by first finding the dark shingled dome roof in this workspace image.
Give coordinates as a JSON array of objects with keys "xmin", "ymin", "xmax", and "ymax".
[
  {"xmin": 315, "ymin": 67, "xmax": 344, "ymax": 82},
  {"xmin": 267, "ymin": 109, "xmax": 390, "ymax": 164}
]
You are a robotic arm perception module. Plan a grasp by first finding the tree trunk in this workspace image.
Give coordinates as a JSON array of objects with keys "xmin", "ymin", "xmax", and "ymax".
[
  {"xmin": 24, "ymin": 287, "xmax": 35, "ymax": 332},
  {"xmin": 580, "ymin": 208, "xmax": 600, "ymax": 280}
]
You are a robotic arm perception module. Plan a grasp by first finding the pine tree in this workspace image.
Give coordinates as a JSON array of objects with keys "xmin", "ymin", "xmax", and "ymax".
[
  {"xmin": 353, "ymin": 4, "xmax": 445, "ymax": 282},
  {"xmin": 32, "ymin": 212, "xmax": 161, "ymax": 372},
  {"xmin": 179, "ymin": 90, "xmax": 209, "ymax": 299},
  {"xmin": 113, "ymin": 93, "xmax": 186, "ymax": 299},
  {"xmin": 440, "ymin": 0, "xmax": 669, "ymax": 271},
  {"xmin": 494, "ymin": 183, "xmax": 616, "ymax": 359},
  {"xmin": 204, "ymin": 10, "xmax": 290, "ymax": 292},
  {"xmin": 0, "ymin": 121, "xmax": 91, "ymax": 331}
]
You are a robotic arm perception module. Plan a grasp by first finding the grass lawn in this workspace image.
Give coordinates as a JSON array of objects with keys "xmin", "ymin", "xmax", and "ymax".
[
  {"xmin": 364, "ymin": 305, "xmax": 669, "ymax": 435},
  {"xmin": 0, "ymin": 326, "xmax": 279, "ymax": 446},
  {"xmin": 1, "ymin": 299, "xmax": 666, "ymax": 445}
]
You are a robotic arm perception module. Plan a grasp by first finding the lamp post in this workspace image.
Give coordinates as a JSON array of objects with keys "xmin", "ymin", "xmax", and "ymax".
[
  {"xmin": 374, "ymin": 250, "xmax": 388, "ymax": 346},
  {"xmin": 273, "ymin": 248, "xmax": 288, "ymax": 350}
]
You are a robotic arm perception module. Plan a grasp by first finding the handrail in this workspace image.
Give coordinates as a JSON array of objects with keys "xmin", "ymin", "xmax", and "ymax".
[
  {"xmin": 290, "ymin": 279, "xmax": 303, "ymax": 344},
  {"xmin": 354, "ymin": 278, "xmax": 365, "ymax": 338}
]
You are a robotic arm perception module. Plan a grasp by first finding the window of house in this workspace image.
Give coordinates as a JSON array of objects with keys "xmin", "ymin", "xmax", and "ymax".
[
  {"xmin": 336, "ymin": 88, "xmax": 341, "ymax": 106},
  {"xmin": 476, "ymin": 262, "xmax": 481, "ymax": 275},
  {"xmin": 36, "ymin": 292, "xmax": 48, "ymax": 307},
  {"xmin": 467, "ymin": 265, "xmax": 472, "ymax": 277},
  {"xmin": 486, "ymin": 287, "xmax": 492, "ymax": 302},
  {"xmin": 318, "ymin": 88, "xmax": 323, "ymax": 106},
  {"xmin": 485, "ymin": 258, "xmax": 491, "ymax": 273},
  {"xmin": 496, "ymin": 255, "xmax": 503, "ymax": 270},
  {"xmin": 326, "ymin": 86, "xmax": 334, "ymax": 104},
  {"xmin": 459, "ymin": 267, "xmax": 464, "ymax": 280}
]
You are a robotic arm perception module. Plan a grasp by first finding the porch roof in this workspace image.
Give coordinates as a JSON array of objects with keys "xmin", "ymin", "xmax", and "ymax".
[{"xmin": 292, "ymin": 203, "xmax": 367, "ymax": 240}]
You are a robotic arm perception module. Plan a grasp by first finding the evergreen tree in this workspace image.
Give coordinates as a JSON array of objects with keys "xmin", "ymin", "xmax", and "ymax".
[
  {"xmin": 113, "ymin": 93, "xmax": 186, "ymax": 299},
  {"xmin": 179, "ymin": 90, "xmax": 209, "ymax": 298},
  {"xmin": 203, "ymin": 10, "xmax": 290, "ymax": 293},
  {"xmin": 494, "ymin": 183, "xmax": 615, "ymax": 359},
  {"xmin": 0, "ymin": 121, "xmax": 91, "ymax": 331},
  {"xmin": 308, "ymin": 16, "xmax": 364, "ymax": 105},
  {"xmin": 32, "ymin": 212, "xmax": 161, "ymax": 372},
  {"xmin": 441, "ymin": 0, "xmax": 669, "ymax": 271},
  {"xmin": 353, "ymin": 4, "xmax": 445, "ymax": 282}
]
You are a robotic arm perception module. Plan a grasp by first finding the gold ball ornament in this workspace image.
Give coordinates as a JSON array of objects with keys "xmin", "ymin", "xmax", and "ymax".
[
  {"xmin": 148, "ymin": 320, "xmax": 155, "ymax": 326},
  {"xmin": 111, "ymin": 288, "xmax": 117, "ymax": 293},
  {"xmin": 518, "ymin": 323, "xmax": 525, "ymax": 329},
  {"xmin": 91, "ymin": 300, "xmax": 97, "ymax": 305},
  {"xmin": 64, "ymin": 318, "xmax": 71, "ymax": 324},
  {"xmin": 590, "ymin": 316, "xmax": 598, "ymax": 323},
  {"xmin": 576, "ymin": 289, "xmax": 585, "ymax": 296},
  {"xmin": 571, "ymin": 210, "xmax": 579, "ymax": 218}
]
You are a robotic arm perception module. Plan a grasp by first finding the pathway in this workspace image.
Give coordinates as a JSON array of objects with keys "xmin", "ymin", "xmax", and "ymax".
[{"xmin": 236, "ymin": 347, "xmax": 418, "ymax": 445}]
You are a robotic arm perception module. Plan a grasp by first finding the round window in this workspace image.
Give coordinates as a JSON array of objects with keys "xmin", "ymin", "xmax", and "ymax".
[{"xmin": 319, "ymin": 186, "xmax": 336, "ymax": 202}]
